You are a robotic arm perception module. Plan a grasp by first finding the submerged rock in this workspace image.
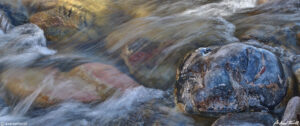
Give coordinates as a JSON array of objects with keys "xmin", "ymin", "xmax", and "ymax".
[
  {"xmin": 175, "ymin": 43, "xmax": 288, "ymax": 116},
  {"xmin": 231, "ymin": 0, "xmax": 300, "ymax": 53},
  {"xmin": 30, "ymin": 55, "xmax": 91, "ymax": 72},
  {"xmin": 29, "ymin": 0, "xmax": 126, "ymax": 47},
  {"xmin": 0, "ymin": 63, "xmax": 138, "ymax": 107},
  {"xmin": 27, "ymin": 0, "xmax": 236, "ymax": 52},
  {"xmin": 212, "ymin": 112, "xmax": 276, "ymax": 126},
  {"xmin": 107, "ymin": 16, "xmax": 237, "ymax": 89},
  {"xmin": 256, "ymin": 0, "xmax": 275, "ymax": 5},
  {"xmin": 29, "ymin": 0, "xmax": 176, "ymax": 48},
  {"xmin": 282, "ymin": 96, "xmax": 300, "ymax": 123},
  {"xmin": 26, "ymin": 86, "xmax": 196, "ymax": 126},
  {"xmin": 68, "ymin": 63, "xmax": 139, "ymax": 92},
  {"xmin": 21, "ymin": 0, "xmax": 57, "ymax": 14}
]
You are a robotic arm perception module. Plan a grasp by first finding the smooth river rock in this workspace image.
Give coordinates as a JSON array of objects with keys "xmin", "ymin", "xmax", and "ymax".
[
  {"xmin": 175, "ymin": 43, "xmax": 288, "ymax": 116},
  {"xmin": 0, "ymin": 63, "xmax": 138, "ymax": 107}
]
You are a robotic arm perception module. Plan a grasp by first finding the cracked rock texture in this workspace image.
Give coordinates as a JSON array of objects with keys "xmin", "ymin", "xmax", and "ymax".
[{"xmin": 175, "ymin": 43, "xmax": 287, "ymax": 116}]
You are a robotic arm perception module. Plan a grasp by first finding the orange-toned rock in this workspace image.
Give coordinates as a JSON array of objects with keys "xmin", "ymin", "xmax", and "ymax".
[
  {"xmin": 27, "ymin": 0, "xmax": 205, "ymax": 50},
  {"xmin": 22, "ymin": 0, "xmax": 58, "ymax": 13},
  {"xmin": 256, "ymin": 0, "xmax": 270, "ymax": 5},
  {"xmin": 28, "ymin": 0, "xmax": 153, "ymax": 47},
  {"xmin": 28, "ymin": 0, "xmax": 116, "ymax": 46},
  {"xmin": 0, "ymin": 63, "xmax": 139, "ymax": 107},
  {"xmin": 68, "ymin": 63, "xmax": 139, "ymax": 97}
]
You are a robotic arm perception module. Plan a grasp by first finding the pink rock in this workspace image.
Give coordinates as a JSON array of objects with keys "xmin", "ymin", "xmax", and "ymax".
[{"xmin": 0, "ymin": 63, "xmax": 139, "ymax": 107}]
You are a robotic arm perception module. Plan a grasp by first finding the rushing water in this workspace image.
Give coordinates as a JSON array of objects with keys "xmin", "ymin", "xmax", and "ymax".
[{"xmin": 0, "ymin": 0, "xmax": 299, "ymax": 125}]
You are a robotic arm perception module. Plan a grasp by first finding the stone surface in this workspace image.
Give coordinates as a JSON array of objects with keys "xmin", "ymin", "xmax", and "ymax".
[
  {"xmin": 212, "ymin": 112, "xmax": 276, "ymax": 126},
  {"xmin": 282, "ymin": 97, "xmax": 300, "ymax": 123},
  {"xmin": 68, "ymin": 63, "xmax": 139, "ymax": 92},
  {"xmin": 22, "ymin": 0, "xmax": 58, "ymax": 14},
  {"xmin": 175, "ymin": 43, "xmax": 287, "ymax": 116},
  {"xmin": 256, "ymin": 0, "xmax": 273, "ymax": 5},
  {"xmin": 0, "ymin": 63, "xmax": 138, "ymax": 107}
]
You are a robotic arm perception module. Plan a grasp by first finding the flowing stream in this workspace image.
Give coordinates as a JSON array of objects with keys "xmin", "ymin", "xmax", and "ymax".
[{"xmin": 0, "ymin": 0, "xmax": 299, "ymax": 125}]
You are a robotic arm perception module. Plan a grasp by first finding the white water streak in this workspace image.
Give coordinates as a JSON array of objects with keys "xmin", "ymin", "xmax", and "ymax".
[
  {"xmin": 181, "ymin": 0, "xmax": 257, "ymax": 17},
  {"xmin": 12, "ymin": 72, "xmax": 55, "ymax": 116}
]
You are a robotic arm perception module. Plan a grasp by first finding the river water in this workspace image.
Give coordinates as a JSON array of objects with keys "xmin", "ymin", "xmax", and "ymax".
[{"xmin": 0, "ymin": 0, "xmax": 299, "ymax": 125}]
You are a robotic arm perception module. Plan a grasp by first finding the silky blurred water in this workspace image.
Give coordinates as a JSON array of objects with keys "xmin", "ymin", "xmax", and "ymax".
[{"xmin": 0, "ymin": 0, "xmax": 298, "ymax": 125}]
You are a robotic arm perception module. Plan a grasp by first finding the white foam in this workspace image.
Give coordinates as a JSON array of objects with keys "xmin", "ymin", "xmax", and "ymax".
[
  {"xmin": 181, "ymin": 0, "xmax": 257, "ymax": 17},
  {"xmin": 0, "ymin": 86, "xmax": 194, "ymax": 125},
  {"xmin": 0, "ymin": 23, "xmax": 56, "ymax": 68}
]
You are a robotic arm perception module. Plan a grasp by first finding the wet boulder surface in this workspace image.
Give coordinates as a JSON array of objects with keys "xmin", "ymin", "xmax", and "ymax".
[{"xmin": 175, "ymin": 42, "xmax": 288, "ymax": 116}]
